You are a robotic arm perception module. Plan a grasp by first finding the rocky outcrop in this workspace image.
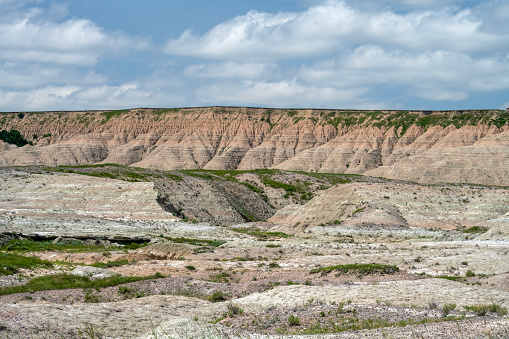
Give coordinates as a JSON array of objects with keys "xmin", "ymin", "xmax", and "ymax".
[
  {"xmin": 1, "ymin": 108, "xmax": 509, "ymax": 185},
  {"xmin": 0, "ymin": 171, "xmax": 175, "ymax": 221},
  {"xmin": 269, "ymin": 182, "xmax": 509, "ymax": 232}
]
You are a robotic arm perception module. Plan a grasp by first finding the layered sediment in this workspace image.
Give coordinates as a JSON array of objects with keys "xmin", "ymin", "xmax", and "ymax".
[{"xmin": 1, "ymin": 107, "xmax": 508, "ymax": 185}]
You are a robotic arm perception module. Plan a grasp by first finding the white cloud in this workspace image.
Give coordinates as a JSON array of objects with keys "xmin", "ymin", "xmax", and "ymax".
[
  {"xmin": 417, "ymin": 90, "xmax": 467, "ymax": 101},
  {"xmin": 0, "ymin": 7, "xmax": 148, "ymax": 65},
  {"xmin": 165, "ymin": 0, "xmax": 508, "ymax": 61},
  {"xmin": 0, "ymin": 82, "xmax": 160, "ymax": 111},
  {"xmin": 0, "ymin": 85, "xmax": 80, "ymax": 110},
  {"xmin": 300, "ymin": 45, "xmax": 509, "ymax": 101},
  {"xmin": 0, "ymin": 62, "xmax": 105, "ymax": 88},
  {"xmin": 183, "ymin": 61, "xmax": 277, "ymax": 79},
  {"xmin": 1, "ymin": 0, "xmax": 508, "ymax": 111},
  {"xmin": 193, "ymin": 79, "xmax": 385, "ymax": 108}
]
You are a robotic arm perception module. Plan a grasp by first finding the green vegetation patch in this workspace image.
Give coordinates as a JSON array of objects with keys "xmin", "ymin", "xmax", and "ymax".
[
  {"xmin": 162, "ymin": 236, "xmax": 226, "ymax": 247},
  {"xmin": 0, "ymin": 129, "xmax": 30, "ymax": 147},
  {"xmin": 0, "ymin": 272, "xmax": 164, "ymax": 296},
  {"xmin": 435, "ymin": 275, "xmax": 465, "ymax": 282},
  {"xmin": 92, "ymin": 259, "xmax": 130, "ymax": 269},
  {"xmin": 464, "ymin": 304, "xmax": 508, "ymax": 316},
  {"xmin": 230, "ymin": 228, "xmax": 292, "ymax": 240},
  {"xmin": 310, "ymin": 263, "xmax": 399, "ymax": 276},
  {"xmin": 101, "ymin": 110, "xmax": 129, "ymax": 123},
  {"xmin": 0, "ymin": 253, "xmax": 54, "ymax": 276},
  {"xmin": 165, "ymin": 173, "xmax": 183, "ymax": 181},
  {"xmin": 46, "ymin": 164, "xmax": 149, "ymax": 182},
  {"xmin": 1, "ymin": 239, "xmax": 146, "ymax": 253},
  {"xmin": 459, "ymin": 226, "xmax": 489, "ymax": 234}
]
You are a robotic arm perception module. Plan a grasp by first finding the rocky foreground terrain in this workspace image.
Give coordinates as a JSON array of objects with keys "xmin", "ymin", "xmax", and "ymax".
[
  {"xmin": 0, "ymin": 164, "xmax": 509, "ymax": 338},
  {"xmin": 1, "ymin": 108, "xmax": 509, "ymax": 338}
]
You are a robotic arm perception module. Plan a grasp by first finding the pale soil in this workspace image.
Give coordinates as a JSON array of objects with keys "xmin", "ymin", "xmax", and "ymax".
[
  {"xmin": 2, "ymin": 170, "xmax": 509, "ymax": 338},
  {"xmin": 2, "ymin": 231, "xmax": 509, "ymax": 338}
]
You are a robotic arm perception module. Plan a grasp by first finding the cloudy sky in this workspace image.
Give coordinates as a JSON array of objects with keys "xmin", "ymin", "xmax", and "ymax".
[{"xmin": 1, "ymin": 0, "xmax": 508, "ymax": 111}]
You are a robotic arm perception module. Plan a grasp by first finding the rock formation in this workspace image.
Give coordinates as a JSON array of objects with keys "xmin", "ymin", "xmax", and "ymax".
[{"xmin": 1, "ymin": 107, "xmax": 509, "ymax": 185}]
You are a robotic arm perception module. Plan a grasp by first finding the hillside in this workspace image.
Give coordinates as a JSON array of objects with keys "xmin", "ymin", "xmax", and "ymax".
[{"xmin": 1, "ymin": 107, "xmax": 509, "ymax": 185}]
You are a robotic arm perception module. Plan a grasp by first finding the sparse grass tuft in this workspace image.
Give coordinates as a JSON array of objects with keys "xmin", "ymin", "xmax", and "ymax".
[
  {"xmin": 464, "ymin": 304, "xmax": 508, "ymax": 316},
  {"xmin": 208, "ymin": 291, "xmax": 226, "ymax": 302},
  {"xmin": 288, "ymin": 315, "xmax": 300, "ymax": 326},
  {"xmin": 441, "ymin": 303, "xmax": 456, "ymax": 317}
]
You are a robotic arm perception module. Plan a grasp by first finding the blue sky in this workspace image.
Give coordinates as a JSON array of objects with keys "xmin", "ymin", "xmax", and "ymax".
[{"xmin": 1, "ymin": 0, "xmax": 508, "ymax": 111}]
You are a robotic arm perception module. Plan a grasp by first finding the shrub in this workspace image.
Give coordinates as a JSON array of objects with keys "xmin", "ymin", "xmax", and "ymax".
[
  {"xmin": 441, "ymin": 303, "xmax": 456, "ymax": 317},
  {"xmin": 466, "ymin": 270, "xmax": 476, "ymax": 277},
  {"xmin": 0, "ymin": 129, "xmax": 29, "ymax": 147},
  {"xmin": 208, "ymin": 291, "xmax": 226, "ymax": 302},
  {"xmin": 288, "ymin": 315, "xmax": 300, "ymax": 326},
  {"xmin": 488, "ymin": 303, "xmax": 508, "ymax": 316},
  {"xmin": 226, "ymin": 303, "xmax": 244, "ymax": 316}
]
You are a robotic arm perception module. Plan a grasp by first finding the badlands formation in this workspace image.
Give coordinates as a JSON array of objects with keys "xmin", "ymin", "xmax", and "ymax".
[
  {"xmin": 1, "ymin": 107, "xmax": 509, "ymax": 338},
  {"xmin": 1, "ymin": 107, "xmax": 509, "ymax": 185}
]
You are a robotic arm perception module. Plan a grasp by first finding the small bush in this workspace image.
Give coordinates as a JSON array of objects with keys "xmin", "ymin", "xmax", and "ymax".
[
  {"xmin": 441, "ymin": 303, "xmax": 456, "ymax": 317},
  {"xmin": 466, "ymin": 270, "xmax": 476, "ymax": 277},
  {"xmin": 288, "ymin": 315, "xmax": 300, "ymax": 326},
  {"xmin": 488, "ymin": 304, "xmax": 508, "ymax": 316},
  {"xmin": 208, "ymin": 291, "xmax": 226, "ymax": 302},
  {"xmin": 185, "ymin": 265, "xmax": 196, "ymax": 270},
  {"xmin": 226, "ymin": 303, "xmax": 244, "ymax": 316},
  {"xmin": 83, "ymin": 291, "xmax": 100, "ymax": 303}
]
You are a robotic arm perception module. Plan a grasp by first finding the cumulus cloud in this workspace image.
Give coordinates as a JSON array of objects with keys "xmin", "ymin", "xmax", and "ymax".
[
  {"xmin": 0, "ymin": 62, "xmax": 106, "ymax": 88},
  {"xmin": 0, "ymin": 82, "xmax": 167, "ymax": 111},
  {"xmin": 0, "ymin": 1, "xmax": 154, "ymax": 111},
  {"xmin": 165, "ymin": 0, "xmax": 507, "ymax": 61},
  {"xmin": 2, "ymin": 0, "xmax": 509, "ymax": 111},
  {"xmin": 0, "ymin": 6, "xmax": 148, "ymax": 65},
  {"xmin": 183, "ymin": 61, "xmax": 277, "ymax": 79},
  {"xmin": 193, "ymin": 79, "xmax": 385, "ymax": 108},
  {"xmin": 300, "ymin": 45, "xmax": 509, "ymax": 101}
]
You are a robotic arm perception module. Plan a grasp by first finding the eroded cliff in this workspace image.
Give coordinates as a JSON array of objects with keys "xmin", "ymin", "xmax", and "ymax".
[{"xmin": 1, "ymin": 107, "xmax": 509, "ymax": 185}]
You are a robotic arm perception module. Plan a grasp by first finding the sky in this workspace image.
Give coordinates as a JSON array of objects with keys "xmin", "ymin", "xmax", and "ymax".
[{"xmin": 0, "ymin": 0, "xmax": 508, "ymax": 111}]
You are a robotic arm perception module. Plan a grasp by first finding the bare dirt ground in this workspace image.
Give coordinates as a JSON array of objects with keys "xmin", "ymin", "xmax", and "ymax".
[
  {"xmin": 2, "ymin": 221, "xmax": 509, "ymax": 339},
  {"xmin": 1, "ymin": 170, "xmax": 509, "ymax": 338}
]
